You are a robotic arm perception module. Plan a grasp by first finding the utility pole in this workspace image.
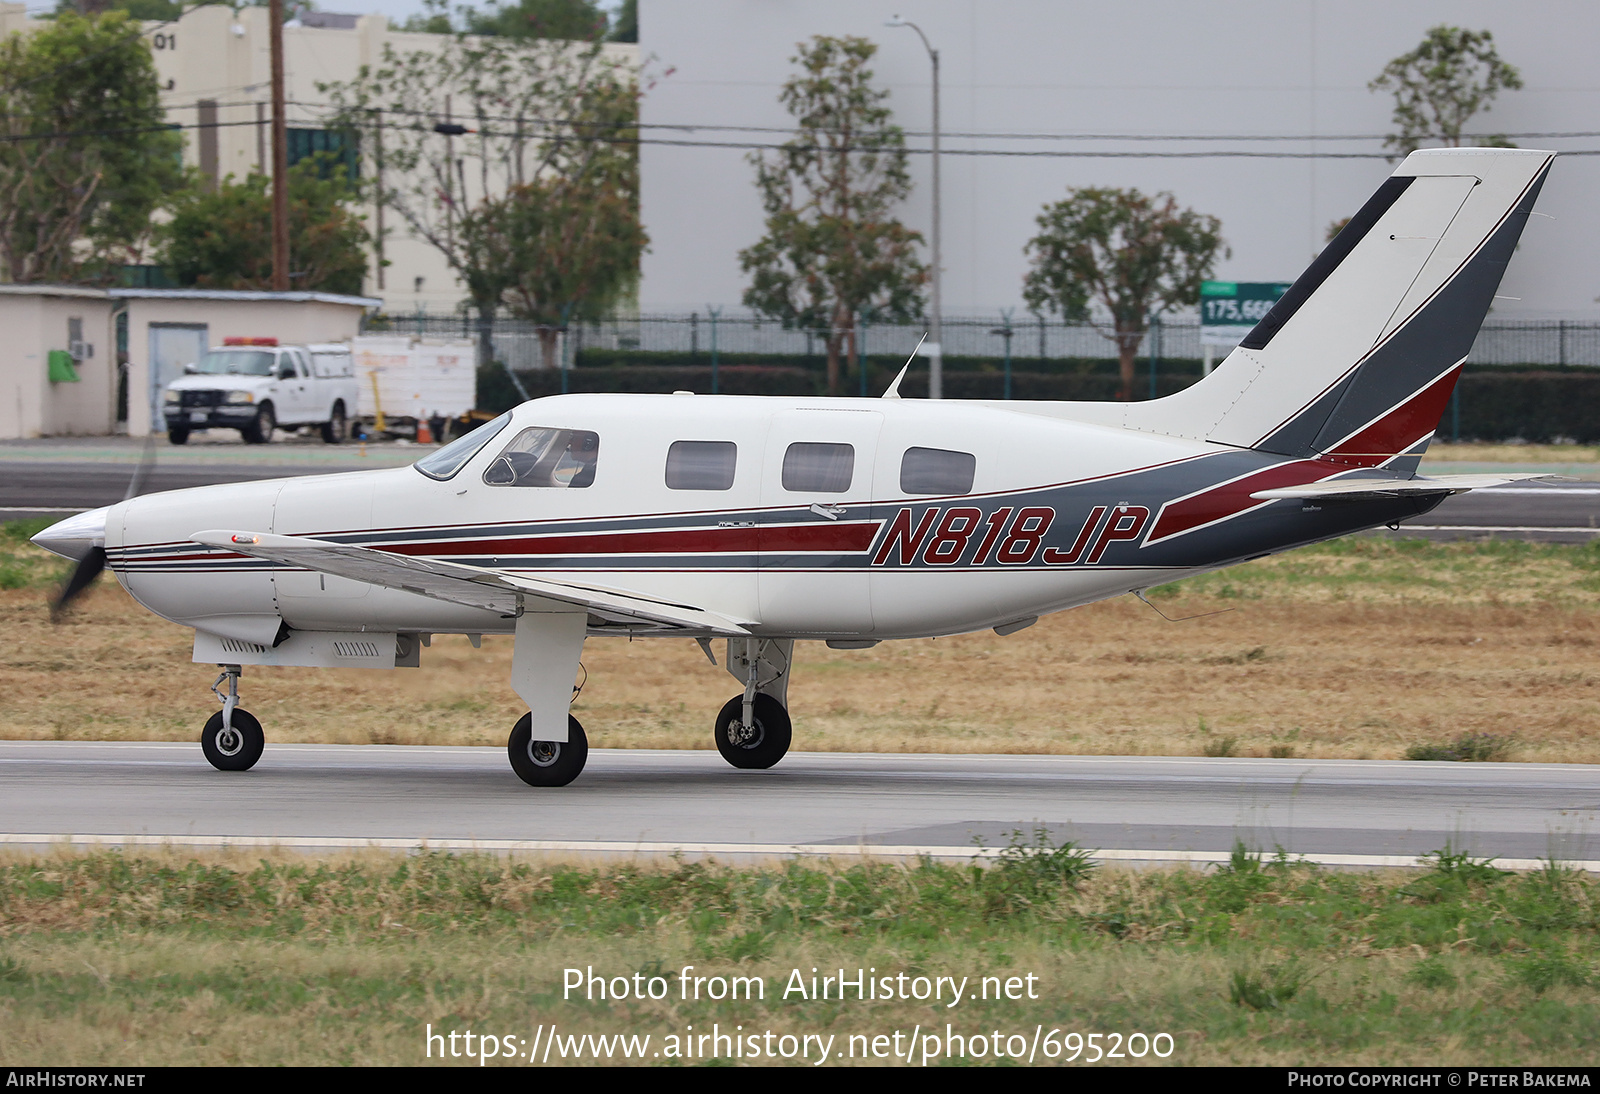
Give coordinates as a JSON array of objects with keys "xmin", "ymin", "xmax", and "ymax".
[
  {"xmin": 269, "ymin": 0, "xmax": 289, "ymax": 291},
  {"xmin": 887, "ymin": 16, "xmax": 942, "ymax": 399}
]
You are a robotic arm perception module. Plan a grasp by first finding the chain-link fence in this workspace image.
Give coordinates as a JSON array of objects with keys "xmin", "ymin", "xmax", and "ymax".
[{"xmin": 365, "ymin": 312, "xmax": 1600, "ymax": 369}]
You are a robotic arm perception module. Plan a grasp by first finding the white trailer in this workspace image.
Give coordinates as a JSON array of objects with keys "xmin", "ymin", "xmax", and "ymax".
[{"xmin": 351, "ymin": 336, "xmax": 477, "ymax": 433}]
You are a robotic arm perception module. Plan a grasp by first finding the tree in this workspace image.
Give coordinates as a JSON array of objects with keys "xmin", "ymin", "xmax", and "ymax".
[
  {"xmin": 466, "ymin": 0, "xmax": 607, "ymax": 40},
  {"xmin": 157, "ymin": 156, "xmax": 370, "ymax": 295},
  {"xmin": 320, "ymin": 26, "xmax": 641, "ymax": 360},
  {"xmin": 739, "ymin": 36, "xmax": 927, "ymax": 396},
  {"xmin": 459, "ymin": 81, "xmax": 644, "ymax": 367},
  {"xmin": 1023, "ymin": 188, "xmax": 1225, "ymax": 401},
  {"xmin": 0, "ymin": 11, "xmax": 184, "ymax": 282},
  {"xmin": 1370, "ymin": 26, "xmax": 1523, "ymax": 157}
]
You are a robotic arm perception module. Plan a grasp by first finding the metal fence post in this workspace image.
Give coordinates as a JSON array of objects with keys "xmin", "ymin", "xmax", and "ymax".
[
  {"xmin": 1147, "ymin": 313, "xmax": 1161, "ymax": 400},
  {"xmin": 708, "ymin": 305, "xmax": 720, "ymax": 394},
  {"xmin": 690, "ymin": 311, "xmax": 699, "ymax": 360},
  {"xmin": 858, "ymin": 311, "xmax": 868, "ymax": 398}
]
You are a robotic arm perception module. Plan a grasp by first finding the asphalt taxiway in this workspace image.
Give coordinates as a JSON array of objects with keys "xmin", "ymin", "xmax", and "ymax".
[{"xmin": 2, "ymin": 742, "xmax": 1595, "ymax": 870}]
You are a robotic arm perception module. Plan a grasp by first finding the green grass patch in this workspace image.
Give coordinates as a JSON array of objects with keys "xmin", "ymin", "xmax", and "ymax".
[
  {"xmin": 1, "ymin": 843, "xmax": 1597, "ymax": 1065},
  {"xmin": 1, "ymin": 517, "xmax": 71, "ymax": 590}
]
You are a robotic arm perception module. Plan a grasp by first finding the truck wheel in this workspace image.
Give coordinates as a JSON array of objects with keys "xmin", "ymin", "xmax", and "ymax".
[
  {"xmin": 321, "ymin": 403, "xmax": 346, "ymax": 444},
  {"xmin": 244, "ymin": 403, "xmax": 275, "ymax": 444},
  {"xmin": 167, "ymin": 427, "xmax": 189, "ymax": 445}
]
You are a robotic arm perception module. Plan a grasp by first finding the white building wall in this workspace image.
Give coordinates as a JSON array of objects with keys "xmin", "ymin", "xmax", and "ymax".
[{"xmin": 639, "ymin": 0, "xmax": 1600, "ymax": 320}]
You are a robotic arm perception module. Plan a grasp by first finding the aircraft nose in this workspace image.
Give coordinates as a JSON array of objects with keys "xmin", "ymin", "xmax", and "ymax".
[{"xmin": 30, "ymin": 506, "xmax": 109, "ymax": 562}]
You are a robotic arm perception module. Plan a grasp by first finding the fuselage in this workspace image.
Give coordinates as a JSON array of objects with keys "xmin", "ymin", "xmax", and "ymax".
[{"xmin": 81, "ymin": 393, "xmax": 1438, "ymax": 643}]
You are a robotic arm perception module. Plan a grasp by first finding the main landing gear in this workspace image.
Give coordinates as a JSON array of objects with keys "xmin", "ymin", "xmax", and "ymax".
[
  {"xmin": 507, "ymin": 712, "xmax": 589, "ymax": 787},
  {"xmin": 714, "ymin": 638, "xmax": 794, "ymax": 770},
  {"xmin": 201, "ymin": 665, "xmax": 263, "ymax": 771}
]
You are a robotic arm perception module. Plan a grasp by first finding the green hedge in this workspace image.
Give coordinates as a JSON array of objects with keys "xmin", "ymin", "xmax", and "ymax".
[{"xmin": 477, "ymin": 359, "xmax": 1600, "ymax": 443}]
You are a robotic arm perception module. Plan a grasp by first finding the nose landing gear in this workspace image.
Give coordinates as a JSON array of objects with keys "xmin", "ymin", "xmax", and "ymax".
[{"xmin": 201, "ymin": 665, "xmax": 264, "ymax": 771}]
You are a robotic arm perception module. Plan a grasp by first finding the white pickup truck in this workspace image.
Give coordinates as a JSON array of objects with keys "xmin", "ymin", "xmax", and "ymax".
[{"xmin": 162, "ymin": 340, "xmax": 359, "ymax": 444}]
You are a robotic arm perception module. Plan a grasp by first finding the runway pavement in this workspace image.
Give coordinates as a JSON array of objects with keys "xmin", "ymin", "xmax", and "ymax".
[{"xmin": 1, "ymin": 741, "xmax": 1596, "ymax": 870}]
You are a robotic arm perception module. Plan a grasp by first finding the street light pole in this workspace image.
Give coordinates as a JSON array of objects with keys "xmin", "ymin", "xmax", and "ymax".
[{"xmin": 887, "ymin": 15, "xmax": 941, "ymax": 399}]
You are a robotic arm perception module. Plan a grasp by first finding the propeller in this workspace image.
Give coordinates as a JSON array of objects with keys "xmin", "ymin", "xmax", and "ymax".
[
  {"xmin": 50, "ymin": 546, "xmax": 105, "ymax": 620},
  {"xmin": 45, "ymin": 431, "xmax": 158, "ymax": 619}
]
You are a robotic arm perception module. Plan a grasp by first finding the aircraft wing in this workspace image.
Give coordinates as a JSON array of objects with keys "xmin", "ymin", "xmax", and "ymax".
[
  {"xmin": 1251, "ymin": 473, "xmax": 1565, "ymax": 502},
  {"xmin": 190, "ymin": 529, "xmax": 753, "ymax": 635}
]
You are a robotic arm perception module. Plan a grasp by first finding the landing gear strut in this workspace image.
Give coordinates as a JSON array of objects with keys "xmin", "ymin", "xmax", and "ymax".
[
  {"xmin": 714, "ymin": 638, "xmax": 793, "ymax": 770},
  {"xmin": 201, "ymin": 665, "xmax": 264, "ymax": 771}
]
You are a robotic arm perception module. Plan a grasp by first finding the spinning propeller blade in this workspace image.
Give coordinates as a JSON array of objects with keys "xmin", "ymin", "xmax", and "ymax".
[
  {"xmin": 45, "ymin": 432, "xmax": 156, "ymax": 619},
  {"xmin": 50, "ymin": 546, "xmax": 105, "ymax": 620}
]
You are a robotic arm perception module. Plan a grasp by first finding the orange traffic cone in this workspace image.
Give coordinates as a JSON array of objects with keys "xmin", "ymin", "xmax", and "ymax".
[{"xmin": 417, "ymin": 418, "xmax": 433, "ymax": 444}]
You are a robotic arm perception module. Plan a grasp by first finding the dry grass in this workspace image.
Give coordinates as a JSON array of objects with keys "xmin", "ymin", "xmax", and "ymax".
[
  {"xmin": 1424, "ymin": 442, "xmax": 1600, "ymax": 464},
  {"xmin": 4, "ymin": 534, "xmax": 1600, "ymax": 763}
]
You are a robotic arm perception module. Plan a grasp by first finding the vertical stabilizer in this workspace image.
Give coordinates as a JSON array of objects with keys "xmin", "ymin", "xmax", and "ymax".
[{"xmin": 1120, "ymin": 148, "xmax": 1553, "ymax": 470}]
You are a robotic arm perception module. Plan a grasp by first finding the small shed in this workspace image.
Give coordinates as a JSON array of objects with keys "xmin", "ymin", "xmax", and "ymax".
[
  {"xmin": 114, "ymin": 289, "xmax": 381, "ymax": 437},
  {"xmin": 0, "ymin": 285, "xmax": 119, "ymax": 439},
  {"xmin": 0, "ymin": 286, "xmax": 382, "ymax": 439}
]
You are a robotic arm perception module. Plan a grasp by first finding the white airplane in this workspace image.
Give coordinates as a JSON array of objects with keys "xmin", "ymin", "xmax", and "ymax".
[{"xmin": 34, "ymin": 148, "xmax": 1556, "ymax": 786}]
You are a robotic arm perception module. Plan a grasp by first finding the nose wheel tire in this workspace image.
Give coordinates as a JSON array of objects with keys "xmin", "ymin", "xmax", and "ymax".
[
  {"xmin": 714, "ymin": 694, "xmax": 792, "ymax": 770},
  {"xmin": 201, "ymin": 709, "xmax": 264, "ymax": 771},
  {"xmin": 507, "ymin": 713, "xmax": 589, "ymax": 787}
]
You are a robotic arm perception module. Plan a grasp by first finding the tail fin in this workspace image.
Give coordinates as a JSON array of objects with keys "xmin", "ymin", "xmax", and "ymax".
[{"xmin": 1127, "ymin": 148, "xmax": 1554, "ymax": 470}]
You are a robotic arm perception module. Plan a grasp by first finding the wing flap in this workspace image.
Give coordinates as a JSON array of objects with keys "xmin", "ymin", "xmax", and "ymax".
[{"xmin": 191, "ymin": 529, "xmax": 753, "ymax": 635}]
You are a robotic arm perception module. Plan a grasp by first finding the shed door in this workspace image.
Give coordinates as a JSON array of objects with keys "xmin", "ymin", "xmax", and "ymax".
[{"xmin": 148, "ymin": 324, "xmax": 207, "ymax": 429}]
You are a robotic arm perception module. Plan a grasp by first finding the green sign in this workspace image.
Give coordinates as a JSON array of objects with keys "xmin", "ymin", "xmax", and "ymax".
[{"xmin": 1199, "ymin": 281, "xmax": 1291, "ymax": 346}]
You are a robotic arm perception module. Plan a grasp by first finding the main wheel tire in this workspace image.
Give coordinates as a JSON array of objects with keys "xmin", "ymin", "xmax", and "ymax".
[
  {"xmin": 244, "ymin": 403, "xmax": 275, "ymax": 444},
  {"xmin": 167, "ymin": 427, "xmax": 189, "ymax": 445},
  {"xmin": 507, "ymin": 713, "xmax": 589, "ymax": 787},
  {"xmin": 321, "ymin": 403, "xmax": 346, "ymax": 444},
  {"xmin": 714, "ymin": 693, "xmax": 792, "ymax": 770},
  {"xmin": 201, "ymin": 709, "xmax": 264, "ymax": 772}
]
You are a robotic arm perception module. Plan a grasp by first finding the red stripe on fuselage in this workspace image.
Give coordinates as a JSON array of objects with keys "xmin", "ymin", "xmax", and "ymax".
[
  {"xmin": 1146, "ymin": 459, "xmax": 1331, "ymax": 543},
  {"xmin": 379, "ymin": 521, "xmax": 879, "ymax": 559}
]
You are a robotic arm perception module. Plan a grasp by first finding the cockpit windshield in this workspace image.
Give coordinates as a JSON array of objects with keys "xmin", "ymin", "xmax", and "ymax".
[
  {"xmin": 190, "ymin": 350, "xmax": 276, "ymax": 377},
  {"xmin": 413, "ymin": 411, "xmax": 513, "ymax": 480}
]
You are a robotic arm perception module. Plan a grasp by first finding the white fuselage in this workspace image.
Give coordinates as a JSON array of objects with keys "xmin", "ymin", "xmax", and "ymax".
[{"xmin": 102, "ymin": 393, "xmax": 1269, "ymax": 643}]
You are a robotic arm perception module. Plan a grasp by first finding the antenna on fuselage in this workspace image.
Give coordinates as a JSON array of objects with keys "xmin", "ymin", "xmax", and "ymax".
[{"xmin": 882, "ymin": 332, "xmax": 926, "ymax": 399}]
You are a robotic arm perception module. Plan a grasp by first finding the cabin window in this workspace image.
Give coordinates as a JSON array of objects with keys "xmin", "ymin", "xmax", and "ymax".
[
  {"xmin": 666, "ymin": 440, "xmax": 737, "ymax": 490},
  {"xmin": 413, "ymin": 410, "xmax": 511, "ymax": 480},
  {"xmin": 782, "ymin": 442, "xmax": 854, "ymax": 492},
  {"xmin": 900, "ymin": 447, "xmax": 976, "ymax": 495},
  {"xmin": 483, "ymin": 427, "xmax": 600, "ymax": 488}
]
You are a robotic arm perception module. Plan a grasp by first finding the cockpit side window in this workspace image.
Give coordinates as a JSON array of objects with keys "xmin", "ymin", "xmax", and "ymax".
[{"xmin": 483, "ymin": 427, "xmax": 600, "ymax": 488}]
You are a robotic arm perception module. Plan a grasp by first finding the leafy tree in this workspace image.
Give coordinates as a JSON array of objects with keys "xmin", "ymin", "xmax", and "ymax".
[
  {"xmin": 321, "ymin": 25, "xmax": 640, "ymax": 362},
  {"xmin": 0, "ymin": 11, "xmax": 183, "ymax": 282},
  {"xmin": 466, "ymin": 0, "xmax": 606, "ymax": 40},
  {"xmin": 739, "ymin": 35, "xmax": 926, "ymax": 396},
  {"xmin": 1370, "ymin": 26, "xmax": 1523, "ymax": 156},
  {"xmin": 460, "ymin": 81, "xmax": 644, "ymax": 367},
  {"xmin": 1023, "ymin": 188, "xmax": 1225, "ymax": 401},
  {"xmin": 609, "ymin": 0, "xmax": 635, "ymax": 43},
  {"xmin": 158, "ymin": 155, "xmax": 370, "ymax": 295}
]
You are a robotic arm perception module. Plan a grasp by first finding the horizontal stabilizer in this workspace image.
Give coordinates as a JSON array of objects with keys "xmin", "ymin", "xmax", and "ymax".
[
  {"xmin": 190, "ymin": 529, "xmax": 753, "ymax": 635},
  {"xmin": 1251, "ymin": 473, "xmax": 1563, "ymax": 502}
]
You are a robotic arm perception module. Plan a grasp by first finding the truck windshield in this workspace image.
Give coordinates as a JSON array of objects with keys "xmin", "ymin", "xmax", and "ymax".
[{"xmin": 191, "ymin": 350, "xmax": 276, "ymax": 376}]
